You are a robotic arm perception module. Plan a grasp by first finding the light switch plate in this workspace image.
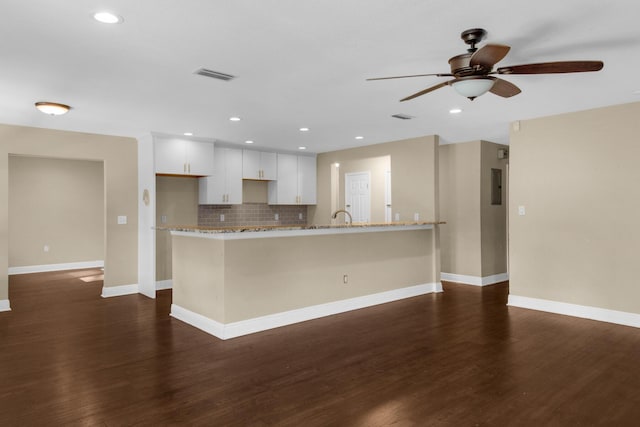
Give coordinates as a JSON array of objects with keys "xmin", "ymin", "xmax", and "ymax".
[
  {"xmin": 117, "ymin": 215, "xmax": 127, "ymax": 225},
  {"xmin": 518, "ymin": 206, "xmax": 526, "ymax": 216},
  {"xmin": 220, "ymin": 214, "xmax": 225, "ymax": 222}
]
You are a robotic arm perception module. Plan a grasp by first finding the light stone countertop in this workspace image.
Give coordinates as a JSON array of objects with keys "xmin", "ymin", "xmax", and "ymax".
[{"xmin": 156, "ymin": 221, "xmax": 445, "ymax": 240}]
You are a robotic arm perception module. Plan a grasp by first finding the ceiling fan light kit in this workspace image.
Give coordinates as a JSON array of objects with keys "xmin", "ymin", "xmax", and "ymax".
[
  {"xmin": 368, "ymin": 28, "xmax": 604, "ymax": 102},
  {"xmin": 451, "ymin": 77, "xmax": 495, "ymax": 100}
]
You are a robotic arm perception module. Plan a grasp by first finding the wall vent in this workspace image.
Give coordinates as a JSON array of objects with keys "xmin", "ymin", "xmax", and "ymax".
[
  {"xmin": 391, "ymin": 113, "xmax": 414, "ymax": 120},
  {"xmin": 194, "ymin": 68, "xmax": 235, "ymax": 81}
]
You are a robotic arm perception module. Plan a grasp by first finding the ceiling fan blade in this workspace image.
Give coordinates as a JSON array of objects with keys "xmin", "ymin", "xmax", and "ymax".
[
  {"xmin": 400, "ymin": 80, "xmax": 454, "ymax": 102},
  {"xmin": 367, "ymin": 73, "xmax": 453, "ymax": 81},
  {"xmin": 497, "ymin": 60, "xmax": 603, "ymax": 74},
  {"xmin": 490, "ymin": 78, "xmax": 521, "ymax": 98},
  {"xmin": 470, "ymin": 44, "xmax": 511, "ymax": 69}
]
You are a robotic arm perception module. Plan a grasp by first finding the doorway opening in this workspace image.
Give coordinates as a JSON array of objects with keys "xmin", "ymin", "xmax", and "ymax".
[{"xmin": 8, "ymin": 155, "xmax": 105, "ymax": 283}]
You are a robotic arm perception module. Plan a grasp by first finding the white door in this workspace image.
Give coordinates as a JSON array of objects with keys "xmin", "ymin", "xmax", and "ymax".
[
  {"xmin": 345, "ymin": 172, "xmax": 370, "ymax": 223},
  {"xmin": 385, "ymin": 170, "xmax": 392, "ymax": 222}
]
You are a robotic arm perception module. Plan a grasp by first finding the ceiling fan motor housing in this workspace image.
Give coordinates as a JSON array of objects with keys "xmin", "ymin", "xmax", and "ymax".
[{"xmin": 449, "ymin": 53, "xmax": 490, "ymax": 77}]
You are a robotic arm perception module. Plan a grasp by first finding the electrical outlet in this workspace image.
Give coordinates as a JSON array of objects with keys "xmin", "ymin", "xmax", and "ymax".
[
  {"xmin": 298, "ymin": 212, "xmax": 303, "ymax": 220},
  {"xmin": 394, "ymin": 213, "xmax": 400, "ymax": 222},
  {"xmin": 160, "ymin": 215, "xmax": 167, "ymax": 224},
  {"xmin": 414, "ymin": 213, "xmax": 420, "ymax": 221},
  {"xmin": 275, "ymin": 213, "xmax": 279, "ymax": 221},
  {"xmin": 44, "ymin": 245, "xmax": 49, "ymax": 252},
  {"xmin": 518, "ymin": 206, "xmax": 526, "ymax": 216},
  {"xmin": 220, "ymin": 214, "xmax": 225, "ymax": 222},
  {"xmin": 117, "ymin": 215, "xmax": 127, "ymax": 225}
]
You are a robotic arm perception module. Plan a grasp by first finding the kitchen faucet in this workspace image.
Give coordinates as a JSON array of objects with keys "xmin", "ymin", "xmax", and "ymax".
[{"xmin": 331, "ymin": 209, "xmax": 352, "ymax": 225}]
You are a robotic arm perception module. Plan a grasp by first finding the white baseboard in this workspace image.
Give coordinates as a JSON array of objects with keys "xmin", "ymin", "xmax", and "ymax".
[
  {"xmin": 508, "ymin": 294, "xmax": 640, "ymax": 329},
  {"xmin": 101, "ymin": 284, "xmax": 139, "ymax": 298},
  {"xmin": 441, "ymin": 272, "xmax": 509, "ymax": 286},
  {"xmin": 0, "ymin": 299, "xmax": 10, "ymax": 312},
  {"xmin": 171, "ymin": 282, "xmax": 441, "ymax": 340},
  {"xmin": 8, "ymin": 260, "xmax": 104, "ymax": 275},
  {"xmin": 156, "ymin": 279, "xmax": 173, "ymax": 291}
]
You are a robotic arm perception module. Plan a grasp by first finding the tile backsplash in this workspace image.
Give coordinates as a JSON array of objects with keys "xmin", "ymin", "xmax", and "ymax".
[{"xmin": 199, "ymin": 203, "xmax": 308, "ymax": 227}]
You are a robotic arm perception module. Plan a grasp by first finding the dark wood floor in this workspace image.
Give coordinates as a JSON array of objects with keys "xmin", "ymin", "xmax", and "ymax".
[{"xmin": 2, "ymin": 270, "xmax": 640, "ymax": 426}]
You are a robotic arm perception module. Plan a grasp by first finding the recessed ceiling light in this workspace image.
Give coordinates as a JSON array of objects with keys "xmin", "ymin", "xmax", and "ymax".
[
  {"xmin": 34, "ymin": 102, "xmax": 71, "ymax": 115},
  {"xmin": 183, "ymin": 132, "xmax": 193, "ymax": 136},
  {"xmin": 355, "ymin": 136, "xmax": 364, "ymax": 140},
  {"xmin": 245, "ymin": 140, "xmax": 254, "ymax": 144},
  {"xmin": 229, "ymin": 117, "xmax": 241, "ymax": 121},
  {"xmin": 299, "ymin": 127, "xmax": 309, "ymax": 132},
  {"xmin": 298, "ymin": 146, "xmax": 307, "ymax": 150},
  {"xmin": 93, "ymin": 12, "xmax": 123, "ymax": 24},
  {"xmin": 449, "ymin": 108, "xmax": 462, "ymax": 114}
]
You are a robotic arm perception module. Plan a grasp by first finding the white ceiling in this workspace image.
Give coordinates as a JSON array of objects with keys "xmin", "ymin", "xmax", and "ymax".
[{"xmin": 2, "ymin": 0, "xmax": 639, "ymax": 153}]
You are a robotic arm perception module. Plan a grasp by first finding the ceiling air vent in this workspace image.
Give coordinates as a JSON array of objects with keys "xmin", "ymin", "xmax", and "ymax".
[
  {"xmin": 391, "ymin": 113, "xmax": 414, "ymax": 120},
  {"xmin": 194, "ymin": 68, "xmax": 235, "ymax": 81}
]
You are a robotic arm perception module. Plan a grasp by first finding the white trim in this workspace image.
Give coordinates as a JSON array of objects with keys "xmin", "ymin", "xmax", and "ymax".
[
  {"xmin": 508, "ymin": 294, "xmax": 640, "ymax": 329},
  {"xmin": 169, "ymin": 224, "xmax": 434, "ymax": 240},
  {"xmin": 441, "ymin": 272, "xmax": 509, "ymax": 286},
  {"xmin": 156, "ymin": 279, "xmax": 173, "ymax": 290},
  {"xmin": 0, "ymin": 299, "xmax": 10, "ymax": 312},
  {"xmin": 101, "ymin": 284, "xmax": 139, "ymax": 298},
  {"xmin": 171, "ymin": 282, "xmax": 441, "ymax": 340},
  {"xmin": 8, "ymin": 260, "xmax": 104, "ymax": 275}
]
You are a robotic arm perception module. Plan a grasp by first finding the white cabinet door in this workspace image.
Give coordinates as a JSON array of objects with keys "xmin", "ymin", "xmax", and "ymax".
[
  {"xmin": 242, "ymin": 150, "xmax": 261, "ymax": 179},
  {"xmin": 155, "ymin": 137, "xmax": 214, "ymax": 176},
  {"xmin": 297, "ymin": 155, "xmax": 316, "ymax": 205},
  {"xmin": 225, "ymin": 148, "xmax": 243, "ymax": 204},
  {"xmin": 243, "ymin": 150, "xmax": 277, "ymax": 180},
  {"xmin": 260, "ymin": 151, "xmax": 277, "ymax": 180},
  {"xmin": 185, "ymin": 140, "xmax": 214, "ymax": 176},
  {"xmin": 155, "ymin": 138, "xmax": 187, "ymax": 175},
  {"xmin": 269, "ymin": 153, "xmax": 298, "ymax": 205},
  {"xmin": 199, "ymin": 147, "xmax": 242, "ymax": 205}
]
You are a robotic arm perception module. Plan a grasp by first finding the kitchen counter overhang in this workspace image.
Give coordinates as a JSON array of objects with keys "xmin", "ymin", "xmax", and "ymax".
[{"xmin": 165, "ymin": 222, "xmax": 443, "ymax": 339}]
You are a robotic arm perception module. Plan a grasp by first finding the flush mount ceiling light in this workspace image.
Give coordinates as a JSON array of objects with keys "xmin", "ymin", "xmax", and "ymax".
[
  {"xmin": 299, "ymin": 127, "xmax": 309, "ymax": 132},
  {"xmin": 449, "ymin": 108, "xmax": 462, "ymax": 114},
  {"xmin": 245, "ymin": 140, "xmax": 254, "ymax": 144},
  {"xmin": 298, "ymin": 146, "xmax": 307, "ymax": 150},
  {"xmin": 451, "ymin": 77, "xmax": 495, "ymax": 100},
  {"xmin": 355, "ymin": 136, "xmax": 364, "ymax": 140},
  {"xmin": 93, "ymin": 12, "xmax": 123, "ymax": 24},
  {"xmin": 183, "ymin": 132, "xmax": 193, "ymax": 136},
  {"xmin": 229, "ymin": 117, "xmax": 241, "ymax": 122},
  {"xmin": 35, "ymin": 102, "xmax": 71, "ymax": 115}
]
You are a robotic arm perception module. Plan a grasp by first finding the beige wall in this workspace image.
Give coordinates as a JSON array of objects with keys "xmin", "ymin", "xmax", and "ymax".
[
  {"xmin": 9, "ymin": 156, "xmax": 104, "ymax": 267},
  {"xmin": 172, "ymin": 229, "xmax": 436, "ymax": 323},
  {"xmin": 439, "ymin": 140, "xmax": 508, "ymax": 278},
  {"xmin": 480, "ymin": 140, "xmax": 509, "ymax": 276},
  {"xmin": 0, "ymin": 123, "xmax": 138, "ymax": 299},
  {"xmin": 242, "ymin": 180, "xmax": 268, "ymax": 203},
  {"xmin": 156, "ymin": 176, "xmax": 199, "ymax": 281},
  {"xmin": 509, "ymin": 102, "xmax": 640, "ymax": 313},
  {"xmin": 310, "ymin": 135, "xmax": 439, "ymax": 225},
  {"xmin": 439, "ymin": 142, "xmax": 482, "ymax": 276}
]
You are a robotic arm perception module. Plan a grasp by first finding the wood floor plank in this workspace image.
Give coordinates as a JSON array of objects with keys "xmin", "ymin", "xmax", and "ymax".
[{"xmin": 1, "ymin": 271, "xmax": 639, "ymax": 426}]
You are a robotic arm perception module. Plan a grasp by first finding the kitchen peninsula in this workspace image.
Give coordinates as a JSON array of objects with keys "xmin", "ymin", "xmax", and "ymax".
[{"xmin": 163, "ymin": 222, "xmax": 444, "ymax": 339}]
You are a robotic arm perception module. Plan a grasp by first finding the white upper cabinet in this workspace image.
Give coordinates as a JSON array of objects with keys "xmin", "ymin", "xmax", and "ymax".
[
  {"xmin": 155, "ymin": 137, "xmax": 214, "ymax": 176},
  {"xmin": 268, "ymin": 154, "xmax": 316, "ymax": 205},
  {"xmin": 297, "ymin": 155, "xmax": 317, "ymax": 205},
  {"xmin": 242, "ymin": 150, "xmax": 277, "ymax": 180},
  {"xmin": 199, "ymin": 147, "xmax": 243, "ymax": 205}
]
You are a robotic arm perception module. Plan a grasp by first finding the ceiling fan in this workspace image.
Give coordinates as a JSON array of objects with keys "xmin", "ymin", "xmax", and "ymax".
[{"xmin": 368, "ymin": 28, "xmax": 604, "ymax": 101}]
